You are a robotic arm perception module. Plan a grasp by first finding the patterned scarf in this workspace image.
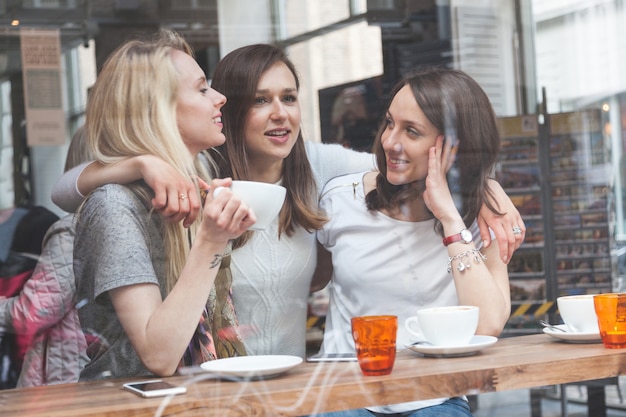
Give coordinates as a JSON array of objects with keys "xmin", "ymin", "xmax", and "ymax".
[{"xmin": 180, "ymin": 254, "xmax": 247, "ymax": 366}]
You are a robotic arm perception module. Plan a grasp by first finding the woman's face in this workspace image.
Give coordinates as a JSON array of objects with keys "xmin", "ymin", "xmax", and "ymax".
[
  {"xmin": 381, "ymin": 84, "xmax": 441, "ymax": 186},
  {"xmin": 172, "ymin": 49, "xmax": 227, "ymax": 155},
  {"xmin": 243, "ymin": 61, "xmax": 301, "ymax": 165}
]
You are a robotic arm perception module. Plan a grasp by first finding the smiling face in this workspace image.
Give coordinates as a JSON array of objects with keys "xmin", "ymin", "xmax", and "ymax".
[
  {"xmin": 243, "ymin": 61, "xmax": 301, "ymax": 168},
  {"xmin": 172, "ymin": 49, "xmax": 227, "ymax": 155},
  {"xmin": 381, "ymin": 84, "xmax": 442, "ymax": 186}
]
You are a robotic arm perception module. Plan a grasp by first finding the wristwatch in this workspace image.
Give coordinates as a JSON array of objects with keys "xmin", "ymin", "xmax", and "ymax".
[{"xmin": 443, "ymin": 228, "xmax": 473, "ymax": 246}]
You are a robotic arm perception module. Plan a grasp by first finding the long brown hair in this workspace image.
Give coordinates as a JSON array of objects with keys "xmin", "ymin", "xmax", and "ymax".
[
  {"xmin": 209, "ymin": 44, "xmax": 325, "ymax": 248},
  {"xmin": 366, "ymin": 67, "xmax": 502, "ymax": 235}
]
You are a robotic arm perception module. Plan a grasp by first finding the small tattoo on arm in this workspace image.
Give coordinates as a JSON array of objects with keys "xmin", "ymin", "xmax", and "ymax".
[{"xmin": 209, "ymin": 254, "xmax": 223, "ymax": 269}]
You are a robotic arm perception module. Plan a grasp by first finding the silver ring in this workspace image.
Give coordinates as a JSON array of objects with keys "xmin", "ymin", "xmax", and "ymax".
[
  {"xmin": 512, "ymin": 226, "xmax": 522, "ymax": 235},
  {"xmin": 179, "ymin": 194, "xmax": 187, "ymax": 200}
]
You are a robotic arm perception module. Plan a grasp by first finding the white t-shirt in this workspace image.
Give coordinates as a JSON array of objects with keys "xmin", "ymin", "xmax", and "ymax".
[{"xmin": 317, "ymin": 171, "xmax": 480, "ymax": 413}]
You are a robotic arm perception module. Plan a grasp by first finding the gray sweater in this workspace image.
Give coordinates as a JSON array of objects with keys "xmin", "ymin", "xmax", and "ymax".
[{"xmin": 74, "ymin": 184, "xmax": 167, "ymax": 381}]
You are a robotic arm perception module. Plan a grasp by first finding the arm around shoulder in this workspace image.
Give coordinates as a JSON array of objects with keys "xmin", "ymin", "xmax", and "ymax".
[
  {"xmin": 52, "ymin": 155, "xmax": 202, "ymax": 227},
  {"xmin": 305, "ymin": 141, "xmax": 376, "ymax": 184},
  {"xmin": 51, "ymin": 162, "xmax": 93, "ymax": 212}
]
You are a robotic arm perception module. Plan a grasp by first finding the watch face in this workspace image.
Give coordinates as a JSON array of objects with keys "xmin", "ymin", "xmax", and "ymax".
[{"xmin": 460, "ymin": 229, "xmax": 472, "ymax": 243}]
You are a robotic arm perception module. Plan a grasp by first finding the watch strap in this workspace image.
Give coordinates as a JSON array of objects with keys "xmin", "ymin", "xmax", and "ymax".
[
  {"xmin": 442, "ymin": 234, "xmax": 462, "ymax": 246},
  {"xmin": 443, "ymin": 229, "xmax": 472, "ymax": 246}
]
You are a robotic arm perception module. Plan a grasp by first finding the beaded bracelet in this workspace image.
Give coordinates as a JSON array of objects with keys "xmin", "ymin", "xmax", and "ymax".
[{"xmin": 447, "ymin": 248, "xmax": 487, "ymax": 273}]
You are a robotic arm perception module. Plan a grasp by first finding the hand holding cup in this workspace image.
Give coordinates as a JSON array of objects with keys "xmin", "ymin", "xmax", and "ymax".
[{"xmin": 213, "ymin": 180, "xmax": 286, "ymax": 231}]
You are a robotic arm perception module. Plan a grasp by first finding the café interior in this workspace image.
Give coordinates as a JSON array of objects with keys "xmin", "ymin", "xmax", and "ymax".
[{"xmin": 2, "ymin": 0, "xmax": 626, "ymax": 416}]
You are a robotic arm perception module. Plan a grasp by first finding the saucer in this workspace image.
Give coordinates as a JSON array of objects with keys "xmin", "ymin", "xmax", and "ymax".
[
  {"xmin": 405, "ymin": 335, "xmax": 498, "ymax": 358},
  {"xmin": 200, "ymin": 355, "xmax": 303, "ymax": 379},
  {"xmin": 542, "ymin": 324, "xmax": 602, "ymax": 343}
]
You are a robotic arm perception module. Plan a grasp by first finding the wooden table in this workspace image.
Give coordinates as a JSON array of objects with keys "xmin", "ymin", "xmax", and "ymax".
[{"xmin": 2, "ymin": 334, "xmax": 626, "ymax": 416}]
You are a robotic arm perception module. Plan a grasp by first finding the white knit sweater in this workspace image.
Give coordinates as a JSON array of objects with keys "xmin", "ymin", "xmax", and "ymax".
[{"xmin": 231, "ymin": 142, "xmax": 374, "ymax": 357}]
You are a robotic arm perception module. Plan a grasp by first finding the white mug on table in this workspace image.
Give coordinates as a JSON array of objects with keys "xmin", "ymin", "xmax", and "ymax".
[
  {"xmin": 557, "ymin": 294, "xmax": 600, "ymax": 333},
  {"xmin": 405, "ymin": 305, "xmax": 479, "ymax": 347}
]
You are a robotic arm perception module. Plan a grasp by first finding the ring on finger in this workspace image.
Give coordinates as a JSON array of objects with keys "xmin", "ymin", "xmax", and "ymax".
[
  {"xmin": 179, "ymin": 194, "xmax": 187, "ymax": 200},
  {"xmin": 512, "ymin": 226, "xmax": 522, "ymax": 235}
]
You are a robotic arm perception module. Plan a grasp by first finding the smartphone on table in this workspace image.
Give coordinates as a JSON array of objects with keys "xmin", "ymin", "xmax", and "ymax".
[
  {"xmin": 122, "ymin": 379, "xmax": 187, "ymax": 398},
  {"xmin": 306, "ymin": 353, "xmax": 357, "ymax": 362}
]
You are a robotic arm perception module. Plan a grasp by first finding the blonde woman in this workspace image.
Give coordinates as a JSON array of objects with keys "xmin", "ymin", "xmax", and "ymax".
[{"xmin": 73, "ymin": 31, "xmax": 254, "ymax": 381}]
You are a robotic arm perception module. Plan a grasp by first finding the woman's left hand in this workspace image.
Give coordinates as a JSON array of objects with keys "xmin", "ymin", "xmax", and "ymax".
[{"xmin": 423, "ymin": 135, "xmax": 458, "ymax": 222}]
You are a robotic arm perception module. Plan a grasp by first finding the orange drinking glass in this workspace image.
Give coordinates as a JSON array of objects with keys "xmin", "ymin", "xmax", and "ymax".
[
  {"xmin": 351, "ymin": 315, "xmax": 397, "ymax": 376},
  {"xmin": 593, "ymin": 293, "xmax": 626, "ymax": 349}
]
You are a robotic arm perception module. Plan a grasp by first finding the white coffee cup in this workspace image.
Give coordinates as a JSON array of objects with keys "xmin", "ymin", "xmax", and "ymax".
[
  {"xmin": 405, "ymin": 305, "xmax": 479, "ymax": 347},
  {"xmin": 214, "ymin": 181, "xmax": 286, "ymax": 231},
  {"xmin": 557, "ymin": 294, "xmax": 600, "ymax": 333}
]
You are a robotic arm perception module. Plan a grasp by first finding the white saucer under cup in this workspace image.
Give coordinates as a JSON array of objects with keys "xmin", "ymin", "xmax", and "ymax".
[
  {"xmin": 406, "ymin": 335, "xmax": 498, "ymax": 358},
  {"xmin": 542, "ymin": 324, "xmax": 602, "ymax": 344}
]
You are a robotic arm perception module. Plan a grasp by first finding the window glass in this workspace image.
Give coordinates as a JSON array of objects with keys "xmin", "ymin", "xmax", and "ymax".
[{"xmin": 281, "ymin": 0, "xmax": 354, "ymax": 39}]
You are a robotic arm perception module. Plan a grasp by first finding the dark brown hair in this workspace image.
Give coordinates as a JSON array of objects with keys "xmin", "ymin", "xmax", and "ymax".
[
  {"xmin": 209, "ymin": 44, "xmax": 325, "ymax": 247},
  {"xmin": 366, "ymin": 67, "xmax": 502, "ymax": 235}
]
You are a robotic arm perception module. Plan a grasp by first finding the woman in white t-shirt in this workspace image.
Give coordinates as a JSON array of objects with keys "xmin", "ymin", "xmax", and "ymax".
[{"xmin": 315, "ymin": 68, "xmax": 511, "ymax": 416}]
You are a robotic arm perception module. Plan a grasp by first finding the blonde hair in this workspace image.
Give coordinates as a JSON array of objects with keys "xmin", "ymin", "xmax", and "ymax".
[{"xmin": 84, "ymin": 30, "xmax": 209, "ymax": 292}]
